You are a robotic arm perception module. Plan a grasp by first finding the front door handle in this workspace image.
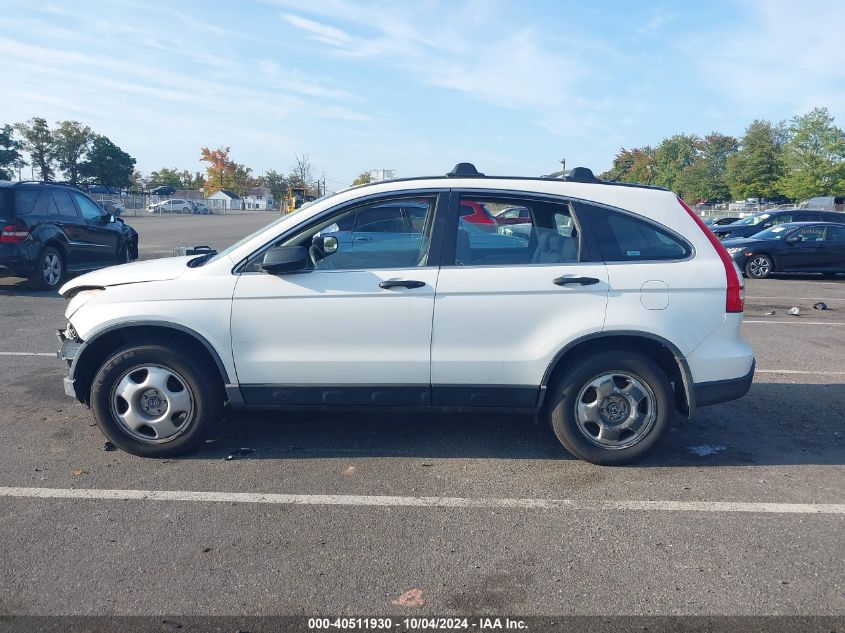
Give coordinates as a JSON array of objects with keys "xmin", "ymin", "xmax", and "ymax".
[
  {"xmin": 354, "ymin": 236, "xmax": 373, "ymax": 242},
  {"xmin": 379, "ymin": 280, "xmax": 425, "ymax": 290},
  {"xmin": 553, "ymin": 276, "xmax": 600, "ymax": 286}
]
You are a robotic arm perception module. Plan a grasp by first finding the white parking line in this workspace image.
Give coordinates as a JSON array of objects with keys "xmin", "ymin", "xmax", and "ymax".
[
  {"xmin": 748, "ymin": 296, "xmax": 845, "ymax": 301},
  {"xmin": 0, "ymin": 351, "xmax": 55, "ymax": 357},
  {"xmin": 0, "ymin": 486, "xmax": 842, "ymax": 515},
  {"xmin": 744, "ymin": 320, "xmax": 845, "ymax": 325},
  {"xmin": 756, "ymin": 369, "xmax": 845, "ymax": 376}
]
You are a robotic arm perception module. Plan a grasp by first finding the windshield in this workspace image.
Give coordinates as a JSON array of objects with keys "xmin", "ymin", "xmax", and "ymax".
[
  {"xmin": 735, "ymin": 213, "xmax": 770, "ymax": 226},
  {"xmin": 198, "ymin": 215, "xmax": 288, "ymax": 266},
  {"xmin": 750, "ymin": 225, "xmax": 792, "ymax": 240}
]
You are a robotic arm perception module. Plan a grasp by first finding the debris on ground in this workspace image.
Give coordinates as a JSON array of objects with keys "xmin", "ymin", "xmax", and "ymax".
[
  {"xmin": 813, "ymin": 302, "xmax": 828, "ymax": 310},
  {"xmin": 763, "ymin": 310, "xmax": 776, "ymax": 316},
  {"xmin": 202, "ymin": 547, "xmax": 212, "ymax": 553},
  {"xmin": 72, "ymin": 468, "xmax": 86, "ymax": 476},
  {"xmin": 103, "ymin": 441, "xmax": 116, "ymax": 451},
  {"xmin": 788, "ymin": 307, "xmax": 800, "ymax": 316},
  {"xmin": 391, "ymin": 588, "xmax": 425, "ymax": 607},
  {"xmin": 687, "ymin": 445, "xmax": 727, "ymax": 457},
  {"xmin": 225, "ymin": 448, "xmax": 255, "ymax": 461},
  {"xmin": 343, "ymin": 466, "xmax": 357, "ymax": 476}
]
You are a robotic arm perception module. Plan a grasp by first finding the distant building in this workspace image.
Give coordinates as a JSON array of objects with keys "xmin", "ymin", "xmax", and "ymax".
[
  {"xmin": 206, "ymin": 189, "xmax": 243, "ymax": 210},
  {"xmin": 368, "ymin": 169, "xmax": 396, "ymax": 182},
  {"xmin": 245, "ymin": 186, "xmax": 274, "ymax": 210}
]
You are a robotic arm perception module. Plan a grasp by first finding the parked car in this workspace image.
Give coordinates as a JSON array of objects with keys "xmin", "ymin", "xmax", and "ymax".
[
  {"xmin": 98, "ymin": 200, "xmax": 125, "ymax": 216},
  {"xmin": 0, "ymin": 181, "xmax": 138, "ymax": 290},
  {"xmin": 57, "ymin": 162, "xmax": 753, "ymax": 465},
  {"xmin": 710, "ymin": 209, "xmax": 845, "ymax": 240},
  {"xmin": 723, "ymin": 222, "xmax": 845, "ymax": 279},
  {"xmin": 150, "ymin": 186, "xmax": 176, "ymax": 196},
  {"xmin": 495, "ymin": 205, "xmax": 532, "ymax": 225},
  {"xmin": 459, "ymin": 200, "xmax": 497, "ymax": 230},
  {"xmin": 191, "ymin": 201, "xmax": 212, "ymax": 215},
  {"xmin": 87, "ymin": 184, "xmax": 119, "ymax": 194},
  {"xmin": 703, "ymin": 216, "xmax": 740, "ymax": 227},
  {"xmin": 149, "ymin": 198, "xmax": 193, "ymax": 214}
]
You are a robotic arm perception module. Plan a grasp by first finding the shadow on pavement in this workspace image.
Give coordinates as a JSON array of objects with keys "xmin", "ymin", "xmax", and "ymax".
[{"xmin": 176, "ymin": 382, "xmax": 845, "ymax": 467}]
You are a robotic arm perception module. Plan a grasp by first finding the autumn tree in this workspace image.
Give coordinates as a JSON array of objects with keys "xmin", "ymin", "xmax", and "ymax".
[
  {"xmin": 778, "ymin": 107, "xmax": 845, "ymax": 200},
  {"xmin": 264, "ymin": 170, "xmax": 289, "ymax": 209},
  {"xmin": 200, "ymin": 147, "xmax": 253, "ymax": 196},
  {"xmin": 15, "ymin": 117, "xmax": 54, "ymax": 181},
  {"xmin": 600, "ymin": 147, "xmax": 656, "ymax": 184},
  {"xmin": 351, "ymin": 171, "xmax": 372, "ymax": 186}
]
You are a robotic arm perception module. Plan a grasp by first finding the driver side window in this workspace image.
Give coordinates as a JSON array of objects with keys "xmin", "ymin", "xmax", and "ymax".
[
  {"xmin": 283, "ymin": 195, "xmax": 437, "ymax": 271},
  {"xmin": 73, "ymin": 193, "xmax": 105, "ymax": 221}
]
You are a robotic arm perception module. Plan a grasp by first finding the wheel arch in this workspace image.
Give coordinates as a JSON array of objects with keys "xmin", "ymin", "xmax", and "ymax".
[
  {"xmin": 541, "ymin": 331, "xmax": 695, "ymax": 417},
  {"xmin": 69, "ymin": 322, "xmax": 231, "ymax": 405}
]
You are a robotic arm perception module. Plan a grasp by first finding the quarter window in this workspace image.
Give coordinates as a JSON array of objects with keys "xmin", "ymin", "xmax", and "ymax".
[
  {"xmin": 827, "ymin": 226, "xmax": 845, "ymax": 241},
  {"xmin": 582, "ymin": 205, "xmax": 691, "ymax": 262}
]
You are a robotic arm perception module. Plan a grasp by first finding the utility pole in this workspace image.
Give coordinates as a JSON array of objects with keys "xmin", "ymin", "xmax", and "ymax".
[{"xmin": 559, "ymin": 158, "xmax": 566, "ymax": 172}]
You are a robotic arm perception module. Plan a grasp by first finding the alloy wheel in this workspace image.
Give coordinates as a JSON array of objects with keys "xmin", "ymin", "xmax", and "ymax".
[{"xmin": 574, "ymin": 371, "xmax": 657, "ymax": 449}]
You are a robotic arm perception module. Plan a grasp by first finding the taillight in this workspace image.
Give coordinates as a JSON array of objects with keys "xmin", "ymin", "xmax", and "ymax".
[
  {"xmin": 0, "ymin": 224, "xmax": 30, "ymax": 244},
  {"xmin": 678, "ymin": 198, "xmax": 744, "ymax": 313}
]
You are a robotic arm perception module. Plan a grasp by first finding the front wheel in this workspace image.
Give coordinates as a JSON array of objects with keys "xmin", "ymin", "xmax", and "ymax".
[
  {"xmin": 90, "ymin": 344, "xmax": 223, "ymax": 457},
  {"xmin": 745, "ymin": 254, "xmax": 773, "ymax": 279},
  {"xmin": 547, "ymin": 351, "xmax": 674, "ymax": 465}
]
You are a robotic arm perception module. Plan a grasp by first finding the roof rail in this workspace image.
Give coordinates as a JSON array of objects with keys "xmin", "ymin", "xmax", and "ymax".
[
  {"xmin": 446, "ymin": 162, "xmax": 485, "ymax": 178},
  {"xmin": 13, "ymin": 179, "xmax": 82, "ymax": 189},
  {"xmin": 541, "ymin": 167, "xmax": 601, "ymax": 184}
]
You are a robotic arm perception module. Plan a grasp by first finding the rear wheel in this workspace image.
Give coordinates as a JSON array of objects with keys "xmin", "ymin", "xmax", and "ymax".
[
  {"xmin": 28, "ymin": 246, "xmax": 64, "ymax": 291},
  {"xmin": 745, "ymin": 254, "xmax": 772, "ymax": 279},
  {"xmin": 547, "ymin": 351, "xmax": 674, "ymax": 465},
  {"xmin": 90, "ymin": 344, "xmax": 223, "ymax": 457}
]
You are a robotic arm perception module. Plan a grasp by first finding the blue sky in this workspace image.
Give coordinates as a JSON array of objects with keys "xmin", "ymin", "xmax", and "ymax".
[{"xmin": 2, "ymin": 0, "xmax": 844, "ymax": 188}]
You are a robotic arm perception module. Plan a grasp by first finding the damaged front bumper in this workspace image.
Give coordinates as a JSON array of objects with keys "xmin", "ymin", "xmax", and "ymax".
[{"xmin": 57, "ymin": 325, "xmax": 83, "ymax": 399}]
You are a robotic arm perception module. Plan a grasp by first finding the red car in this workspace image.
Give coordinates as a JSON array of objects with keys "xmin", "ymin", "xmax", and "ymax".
[{"xmin": 460, "ymin": 200, "xmax": 497, "ymax": 230}]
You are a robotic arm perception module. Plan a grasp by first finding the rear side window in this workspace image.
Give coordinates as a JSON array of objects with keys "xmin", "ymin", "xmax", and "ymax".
[
  {"xmin": 0, "ymin": 189, "xmax": 12, "ymax": 215},
  {"xmin": 582, "ymin": 204, "xmax": 691, "ymax": 262},
  {"xmin": 15, "ymin": 190, "xmax": 41, "ymax": 215},
  {"xmin": 51, "ymin": 190, "xmax": 79, "ymax": 217}
]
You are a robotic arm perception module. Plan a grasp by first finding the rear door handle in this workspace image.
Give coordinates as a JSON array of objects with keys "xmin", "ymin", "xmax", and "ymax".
[
  {"xmin": 553, "ymin": 276, "xmax": 600, "ymax": 286},
  {"xmin": 354, "ymin": 236, "xmax": 373, "ymax": 242},
  {"xmin": 379, "ymin": 280, "xmax": 425, "ymax": 290}
]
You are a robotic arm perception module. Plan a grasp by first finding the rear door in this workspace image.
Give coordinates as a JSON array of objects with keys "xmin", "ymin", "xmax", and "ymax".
[
  {"xmin": 50, "ymin": 189, "xmax": 97, "ymax": 268},
  {"xmin": 72, "ymin": 192, "xmax": 120, "ymax": 263},
  {"xmin": 824, "ymin": 225, "xmax": 845, "ymax": 269},
  {"xmin": 430, "ymin": 191, "xmax": 609, "ymax": 407}
]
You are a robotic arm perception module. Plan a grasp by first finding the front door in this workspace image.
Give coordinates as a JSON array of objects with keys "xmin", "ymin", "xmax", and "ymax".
[
  {"xmin": 231, "ymin": 192, "xmax": 446, "ymax": 406},
  {"xmin": 779, "ymin": 224, "xmax": 826, "ymax": 271},
  {"xmin": 72, "ymin": 192, "xmax": 121, "ymax": 264},
  {"xmin": 430, "ymin": 192, "xmax": 609, "ymax": 407}
]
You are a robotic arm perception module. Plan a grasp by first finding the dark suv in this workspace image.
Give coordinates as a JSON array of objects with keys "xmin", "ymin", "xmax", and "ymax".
[
  {"xmin": 0, "ymin": 181, "xmax": 139, "ymax": 290},
  {"xmin": 711, "ymin": 209, "xmax": 845, "ymax": 240}
]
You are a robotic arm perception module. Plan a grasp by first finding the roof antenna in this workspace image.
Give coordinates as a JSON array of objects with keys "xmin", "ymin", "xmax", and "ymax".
[{"xmin": 446, "ymin": 163, "xmax": 485, "ymax": 178}]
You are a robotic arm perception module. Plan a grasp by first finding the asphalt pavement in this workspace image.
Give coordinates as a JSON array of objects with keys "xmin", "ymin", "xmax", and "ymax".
[{"xmin": 0, "ymin": 213, "xmax": 842, "ymax": 619}]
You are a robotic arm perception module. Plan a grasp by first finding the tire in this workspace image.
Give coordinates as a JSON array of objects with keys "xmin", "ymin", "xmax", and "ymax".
[
  {"xmin": 27, "ymin": 246, "xmax": 64, "ymax": 291},
  {"xmin": 547, "ymin": 351, "xmax": 674, "ymax": 465},
  {"xmin": 745, "ymin": 254, "xmax": 773, "ymax": 279},
  {"xmin": 90, "ymin": 344, "xmax": 223, "ymax": 457},
  {"xmin": 118, "ymin": 243, "xmax": 131, "ymax": 264}
]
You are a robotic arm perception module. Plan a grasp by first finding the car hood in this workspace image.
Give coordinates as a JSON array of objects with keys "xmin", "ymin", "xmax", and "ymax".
[{"xmin": 59, "ymin": 256, "xmax": 193, "ymax": 295}]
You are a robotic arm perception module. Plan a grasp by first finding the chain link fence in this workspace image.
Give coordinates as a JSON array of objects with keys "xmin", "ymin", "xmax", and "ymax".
[{"xmin": 88, "ymin": 191, "xmax": 280, "ymax": 217}]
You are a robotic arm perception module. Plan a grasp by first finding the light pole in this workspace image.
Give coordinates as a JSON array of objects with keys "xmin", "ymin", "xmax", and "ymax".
[{"xmin": 560, "ymin": 158, "xmax": 566, "ymax": 172}]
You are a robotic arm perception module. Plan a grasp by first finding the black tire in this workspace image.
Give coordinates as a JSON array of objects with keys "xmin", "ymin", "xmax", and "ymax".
[
  {"xmin": 547, "ymin": 351, "xmax": 674, "ymax": 465},
  {"xmin": 744, "ymin": 254, "xmax": 773, "ymax": 279},
  {"xmin": 118, "ymin": 242, "xmax": 131, "ymax": 264},
  {"xmin": 90, "ymin": 344, "xmax": 223, "ymax": 457},
  {"xmin": 27, "ymin": 246, "xmax": 64, "ymax": 291}
]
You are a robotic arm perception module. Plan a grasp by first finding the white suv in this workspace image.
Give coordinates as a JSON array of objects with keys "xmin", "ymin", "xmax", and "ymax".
[{"xmin": 58, "ymin": 164, "xmax": 754, "ymax": 465}]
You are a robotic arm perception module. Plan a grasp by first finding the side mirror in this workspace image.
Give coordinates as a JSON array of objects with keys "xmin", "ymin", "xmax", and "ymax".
[
  {"xmin": 312, "ymin": 234, "xmax": 339, "ymax": 255},
  {"xmin": 107, "ymin": 214, "xmax": 116, "ymax": 223},
  {"xmin": 260, "ymin": 245, "xmax": 310, "ymax": 274}
]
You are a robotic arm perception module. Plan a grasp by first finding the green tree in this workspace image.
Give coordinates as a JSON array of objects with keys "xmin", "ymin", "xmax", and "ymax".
[
  {"xmin": 351, "ymin": 171, "xmax": 372, "ymax": 186},
  {"xmin": 778, "ymin": 107, "xmax": 845, "ymax": 200},
  {"xmin": 678, "ymin": 133, "xmax": 738, "ymax": 202},
  {"xmin": 149, "ymin": 167, "xmax": 184, "ymax": 188},
  {"xmin": 725, "ymin": 119, "xmax": 786, "ymax": 200},
  {"xmin": 0, "ymin": 124, "xmax": 25, "ymax": 180},
  {"xmin": 15, "ymin": 117, "xmax": 54, "ymax": 181},
  {"xmin": 79, "ymin": 135, "xmax": 136, "ymax": 188},
  {"xmin": 52, "ymin": 120, "xmax": 93, "ymax": 185},
  {"xmin": 179, "ymin": 170, "xmax": 205, "ymax": 189},
  {"xmin": 264, "ymin": 169, "xmax": 289, "ymax": 209},
  {"xmin": 652, "ymin": 134, "xmax": 700, "ymax": 195}
]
